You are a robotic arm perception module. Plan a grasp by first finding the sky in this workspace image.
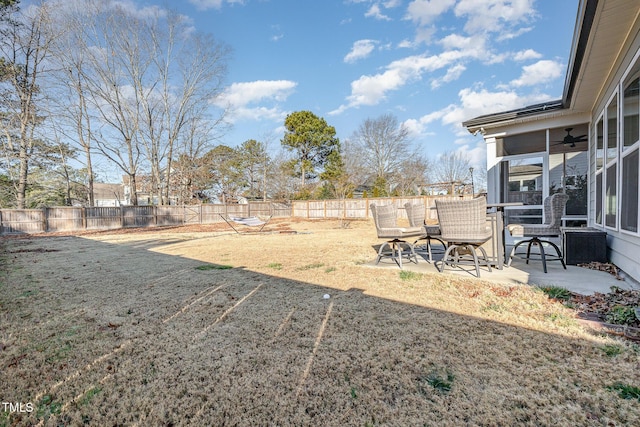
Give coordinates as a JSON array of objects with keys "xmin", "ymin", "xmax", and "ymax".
[
  {"xmin": 172, "ymin": 0, "xmax": 579, "ymax": 170},
  {"xmin": 45, "ymin": 0, "xmax": 581, "ymax": 175}
]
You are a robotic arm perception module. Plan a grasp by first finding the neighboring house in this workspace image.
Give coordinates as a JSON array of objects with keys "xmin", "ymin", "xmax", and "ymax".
[
  {"xmin": 93, "ymin": 183, "xmax": 125, "ymax": 207},
  {"xmin": 122, "ymin": 175, "xmax": 179, "ymax": 206},
  {"xmin": 463, "ymin": 0, "xmax": 640, "ymax": 282}
]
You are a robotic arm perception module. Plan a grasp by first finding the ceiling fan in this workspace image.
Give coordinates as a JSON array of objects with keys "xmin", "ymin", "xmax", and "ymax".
[{"xmin": 553, "ymin": 128, "xmax": 588, "ymax": 147}]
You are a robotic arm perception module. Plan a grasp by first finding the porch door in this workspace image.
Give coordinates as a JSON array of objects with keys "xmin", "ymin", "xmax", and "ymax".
[
  {"xmin": 499, "ymin": 154, "xmax": 545, "ymax": 225},
  {"xmin": 548, "ymin": 129, "xmax": 589, "ymax": 226}
]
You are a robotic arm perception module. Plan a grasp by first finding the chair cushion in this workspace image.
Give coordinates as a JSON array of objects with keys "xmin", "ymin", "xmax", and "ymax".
[
  {"xmin": 507, "ymin": 223, "xmax": 560, "ymax": 237},
  {"xmin": 377, "ymin": 226, "xmax": 424, "ymax": 239}
]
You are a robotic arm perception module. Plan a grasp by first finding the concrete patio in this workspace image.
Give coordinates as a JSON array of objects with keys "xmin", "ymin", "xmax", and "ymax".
[{"xmin": 367, "ymin": 242, "xmax": 640, "ymax": 296}]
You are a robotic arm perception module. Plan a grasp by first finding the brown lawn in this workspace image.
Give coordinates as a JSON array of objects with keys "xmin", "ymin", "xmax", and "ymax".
[{"xmin": 1, "ymin": 218, "xmax": 639, "ymax": 426}]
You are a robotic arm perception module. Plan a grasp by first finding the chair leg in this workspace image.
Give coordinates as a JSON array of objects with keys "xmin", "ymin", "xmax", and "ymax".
[
  {"xmin": 438, "ymin": 243, "xmax": 491, "ymax": 277},
  {"xmin": 526, "ymin": 240, "xmax": 534, "ymax": 265},
  {"xmin": 376, "ymin": 241, "xmax": 390, "ymax": 265},
  {"xmin": 508, "ymin": 237, "xmax": 565, "ymax": 273},
  {"xmin": 545, "ymin": 240, "xmax": 567, "ymax": 270},
  {"xmin": 429, "ymin": 237, "xmax": 446, "ymax": 263},
  {"xmin": 465, "ymin": 244, "xmax": 481, "ymax": 277},
  {"xmin": 437, "ymin": 244, "xmax": 458, "ymax": 273},
  {"xmin": 508, "ymin": 240, "xmax": 526, "ymax": 267},
  {"xmin": 413, "ymin": 236, "xmax": 438, "ymax": 263},
  {"xmin": 377, "ymin": 239, "xmax": 418, "ymax": 269},
  {"xmin": 536, "ymin": 239, "xmax": 548, "ymax": 273},
  {"xmin": 476, "ymin": 245, "xmax": 492, "ymax": 273}
]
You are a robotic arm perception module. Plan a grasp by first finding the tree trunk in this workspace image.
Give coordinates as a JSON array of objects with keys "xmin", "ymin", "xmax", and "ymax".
[
  {"xmin": 16, "ymin": 146, "xmax": 28, "ymax": 209},
  {"xmin": 128, "ymin": 173, "xmax": 138, "ymax": 206},
  {"xmin": 85, "ymin": 145, "xmax": 95, "ymax": 206}
]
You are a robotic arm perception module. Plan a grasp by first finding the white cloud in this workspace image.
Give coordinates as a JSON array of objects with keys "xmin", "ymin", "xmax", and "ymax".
[
  {"xmin": 443, "ymin": 86, "xmax": 552, "ymax": 129},
  {"xmin": 188, "ymin": 0, "xmax": 245, "ymax": 10},
  {"xmin": 331, "ymin": 49, "xmax": 478, "ymax": 114},
  {"xmin": 438, "ymin": 33, "xmax": 487, "ymax": 55},
  {"xmin": 365, "ymin": 4, "xmax": 392, "ymax": 20},
  {"xmin": 403, "ymin": 110, "xmax": 447, "ymax": 137},
  {"xmin": 431, "ymin": 64, "xmax": 466, "ymax": 89},
  {"xmin": 215, "ymin": 80, "xmax": 297, "ymax": 123},
  {"xmin": 383, "ymin": 0, "xmax": 402, "ymax": 7},
  {"xmin": 513, "ymin": 49, "xmax": 542, "ymax": 61},
  {"xmin": 110, "ymin": 1, "xmax": 167, "ymax": 19},
  {"xmin": 270, "ymin": 25, "xmax": 283, "ymax": 42},
  {"xmin": 344, "ymin": 40, "xmax": 378, "ymax": 63},
  {"xmin": 406, "ymin": 0, "xmax": 456, "ymax": 26},
  {"xmin": 508, "ymin": 59, "xmax": 564, "ymax": 87},
  {"xmin": 454, "ymin": 0, "xmax": 536, "ymax": 35}
]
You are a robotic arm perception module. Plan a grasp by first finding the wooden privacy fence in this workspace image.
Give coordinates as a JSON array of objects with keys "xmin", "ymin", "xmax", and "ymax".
[
  {"xmin": 0, "ymin": 202, "xmax": 291, "ymax": 235},
  {"xmin": 0, "ymin": 195, "xmax": 461, "ymax": 235},
  {"xmin": 290, "ymin": 195, "xmax": 460, "ymax": 221}
]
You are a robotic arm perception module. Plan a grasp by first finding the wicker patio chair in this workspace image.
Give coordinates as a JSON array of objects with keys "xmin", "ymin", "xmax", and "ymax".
[
  {"xmin": 507, "ymin": 193, "xmax": 569, "ymax": 273},
  {"xmin": 370, "ymin": 204, "xmax": 424, "ymax": 269},
  {"xmin": 404, "ymin": 202, "xmax": 445, "ymax": 262},
  {"xmin": 434, "ymin": 197, "xmax": 493, "ymax": 277}
]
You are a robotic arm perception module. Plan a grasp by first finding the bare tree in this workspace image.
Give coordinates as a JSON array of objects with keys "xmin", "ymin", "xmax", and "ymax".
[
  {"xmin": 172, "ymin": 116, "xmax": 217, "ymax": 204},
  {"xmin": 0, "ymin": 1, "xmax": 56, "ymax": 208},
  {"xmin": 139, "ymin": 10, "xmax": 231, "ymax": 204},
  {"xmin": 49, "ymin": 2, "xmax": 230, "ymax": 206},
  {"xmin": 66, "ymin": 2, "xmax": 145, "ymax": 205},
  {"xmin": 395, "ymin": 155, "xmax": 431, "ymax": 196},
  {"xmin": 433, "ymin": 150, "xmax": 472, "ymax": 195},
  {"xmin": 350, "ymin": 113, "xmax": 417, "ymax": 194},
  {"xmin": 46, "ymin": 12, "xmax": 96, "ymax": 206}
]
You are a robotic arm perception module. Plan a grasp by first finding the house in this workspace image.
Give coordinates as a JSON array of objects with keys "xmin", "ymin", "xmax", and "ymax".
[
  {"xmin": 463, "ymin": 0, "xmax": 640, "ymax": 282},
  {"xmin": 93, "ymin": 183, "xmax": 125, "ymax": 207}
]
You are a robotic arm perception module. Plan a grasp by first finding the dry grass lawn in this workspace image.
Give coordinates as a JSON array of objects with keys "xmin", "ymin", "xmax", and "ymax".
[{"xmin": 1, "ymin": 218, "xmax": 640, "ymax": 426}]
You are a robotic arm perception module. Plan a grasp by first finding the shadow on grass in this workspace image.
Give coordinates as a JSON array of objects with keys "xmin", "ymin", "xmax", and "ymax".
[{"xmin": 1, "ymin": 234, "xmax": 639, "ymax": 426}]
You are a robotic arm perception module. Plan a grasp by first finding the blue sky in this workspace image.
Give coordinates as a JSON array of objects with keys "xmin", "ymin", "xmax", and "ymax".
[
  {"xmin": 64, "ymin": 0, "xmax": 580, "ymax": 173},
  {"xmin": 174, "ymin": 0, "xmax": 579, "ymax": 170}
]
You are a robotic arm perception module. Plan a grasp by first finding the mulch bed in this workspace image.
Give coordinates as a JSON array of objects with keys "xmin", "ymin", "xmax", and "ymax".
[{"xmin": 563, "ymin": 262, "xmax": 640, "ymax": 340}]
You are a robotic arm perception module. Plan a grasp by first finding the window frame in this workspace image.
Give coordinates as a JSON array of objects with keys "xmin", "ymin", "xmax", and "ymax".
[{"xmin": 619, "ymin": 53, "xmax": 640, "ymax": 236}]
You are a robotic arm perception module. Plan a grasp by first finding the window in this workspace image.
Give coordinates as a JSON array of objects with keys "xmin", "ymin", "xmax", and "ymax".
[
  {"xmin": 502, "ymin": 157, "xmax": 543, "ymax": 205},
  {"xmin": 497, "ymin": 131, "xmax": 546, "ymax": 156},
  {"xmin": 624, "ymin": 77, "xmax": 639, "ymax": 149},
  {"xmin": 621, "ymin": 149, "xmax": 639, "ymax": 232},
  {"xmin": 596, "ymin": 117, "xmax": 604, "ymax": 170},
  {"xmin": 595, "ymin": 172, "xmax": 603, "ymax": 225},
  {"xmin": 605, "ymin": 164, "xmax": 617, "ymax": 228},
  {"xmin": 607, "ymin": 95, "xmax": 618, "ymax": 163},
  {"xmin": 604, "ymin": 94, "xmax": 619, "ymax": 229},
  {"xmin": 595, "ymin": 117, "xmax": 604, "ymax": 226},
  {"xmin": 620, "ymin": 58, "xmax": 640, "ymax": 233},
  {"xmin": 500, "ymin": 156, "xmax": 544, "ymax": 225},
  {"xmin": 549, "ymin": 151, "xmax": 588, "ymax": 216}
]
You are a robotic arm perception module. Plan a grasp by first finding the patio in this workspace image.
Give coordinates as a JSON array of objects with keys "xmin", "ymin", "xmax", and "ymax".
[{"xmin": 367, "ymin": 240, "xmax": 640, "ymax": 296}]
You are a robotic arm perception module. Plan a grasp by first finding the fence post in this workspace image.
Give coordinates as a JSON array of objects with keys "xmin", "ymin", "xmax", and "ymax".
[
  {"xmin": 120, "ymin": 205, "xmax": 124, "ymax": 228},
  {"xmin": 81, "ymin": 207, "xmax": 87, "ymax": 230},
  {"xmin": 41, "ymin": 207, "xmax": 47, "ymax": 232}
]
